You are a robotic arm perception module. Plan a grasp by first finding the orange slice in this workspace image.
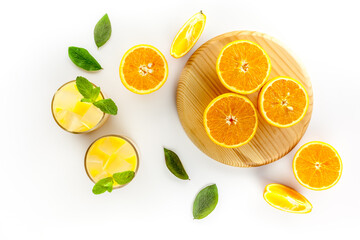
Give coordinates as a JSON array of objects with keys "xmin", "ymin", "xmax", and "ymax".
[
  {"xmin": 216, "ymin": 40, "xmax": 271, "ymax": 94},
  {"xmin": 170, "ymin": 11, "xmax": 206, "ymax": 58},
  {"xmin": 293, "ymin": 141, "xmax": 342, "ymax": 191},
  {"xmin": 120, "ymin": 44, "xmax": 168, "ymax": 94},
  {"xmin": 203, "ymin": 93, "xmax": 258, "ymax": 148},
  {"xmin": 258, "ymin": 76, "xmax": 309, "ymax": 128},
  {"xmin": 263, "ymin": 184, "xmax": 312, "ymax": 214}
]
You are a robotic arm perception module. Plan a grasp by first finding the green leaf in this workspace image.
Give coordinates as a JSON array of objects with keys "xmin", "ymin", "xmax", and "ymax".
[
  {"xmin": 81, "ymin": 98, "xmax": 93, "ymax": 103},
  {"xmin": 113, "ymin": 171, "xmax": 135, "ymax": 185},
  {"xmin": 94, "ymin": 13, "xmax": 112, "ymax": 48},
  {"xmin": 164, "ymin": 148, "xmax": 189, "ymax": 180},
  {"xmin": 193, "ymin": 184, "xmax": 218, "ymax": 219},
  {"xmin": 93, "ymin": 99, "xmax": 118, "ymax": 115},
  {"xmin": 68, "ymin": 46, "xmax": 102, "ymax": 71},
  {"xmin": 91, "ymin": 87, "xmax": 101, "ymax": 102},
  {"xmin": 76, "ymin": 76, "xmax": 95, "ymax": 99},
  {"xmin": 92, "ymin": 177, "xmax": 113, "ymax": 195}
]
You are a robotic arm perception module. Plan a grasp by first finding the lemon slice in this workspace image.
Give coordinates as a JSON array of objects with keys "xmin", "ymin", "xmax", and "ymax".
[{"xmin": 170, "ymin": 11, "xmax": 206, "ymax": 58}]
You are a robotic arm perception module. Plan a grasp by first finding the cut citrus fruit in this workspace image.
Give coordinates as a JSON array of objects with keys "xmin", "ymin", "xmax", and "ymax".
[
  {"xmin": 293, "ymin": 141, "xmax": 342, "ymax": 191},
  {"xmin": 258, "ymin": 76, "xmax": 309, "ymax": 128},
  {"xmin": 263, "ymin": 183, "xmax": 312, "ymax": 214},
  {"xmin": 203, "ymin": 93, "xmax": 258, "ymax": 148},
  {"xmin": 120, "ymin": 44, "xmax": 168, "ymax": 94},
  {"xmin": 170, "ymin": 11, "xmax": 206, "ymax": 58},
  {"xmin": 216, "ymin": 40, "xmax": 271, "ymax": 94}
]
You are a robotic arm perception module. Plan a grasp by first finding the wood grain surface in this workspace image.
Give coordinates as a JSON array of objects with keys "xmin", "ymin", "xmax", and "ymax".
[{"xmin": 176, "ymin": 31, "xmax": 313, "ymax": 167}]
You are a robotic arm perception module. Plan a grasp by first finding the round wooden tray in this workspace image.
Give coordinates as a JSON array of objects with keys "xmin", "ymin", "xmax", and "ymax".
[{"xmin": 176, "ymin": 31, "xmax": 313, "ymax": 167}]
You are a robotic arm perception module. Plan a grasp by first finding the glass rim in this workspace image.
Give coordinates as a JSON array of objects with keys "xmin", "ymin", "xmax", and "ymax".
[
  {"xmin": 51, "ymin": 80, "xmax": 108, "ymax": 134},
  {"xmin": 84, "ymin": 134, "xmax": 140, "ymax": 189}
]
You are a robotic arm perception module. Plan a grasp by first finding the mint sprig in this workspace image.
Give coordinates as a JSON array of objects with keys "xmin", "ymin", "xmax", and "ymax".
[
  {"xmin": 92, "ymin": 177, "xmax": 113, "ymax": 194},
  {"xmin": 92, "ymin": 171, "xmax": 135, "ymax": 195},
  {"xmin": 76, "ymin": 76, "xmax": 118, "ymax": 115}
]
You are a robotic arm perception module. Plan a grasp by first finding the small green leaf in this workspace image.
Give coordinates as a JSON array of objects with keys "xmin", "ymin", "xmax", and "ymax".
[
  {"xmin": 164, "ymin": 148, "xmax": 189, "ymax": 180},
  {"xmin": 94, "ymin": 13, "xmax": 112, "ymax": 48},
  {"xmin": 76, "ymin": 76, "xmax": 95, "ymax": 99},
  {"xmin": 68, "ymin": 46, "xmax": 102, "ymax": 71},
  {"xmin": 92, "ymin": 177, "xmax": 113, "ymax": 195},
  {"xmin": 91, "ymin": 87, "xmax": 101, "ymax": 102},
  {"xmin": 193, "ymin": 184, "xmax": 218, "ymax": 219},
  {"xmin": 93, "ymin": 99, "xmax": 118, "ymax": 115},
  {"xmin": 81, "ymin": 98, "xmax": 93, "ymax": 103},
  {"xmin": 113, "ymin": 171, "xmax": 135, "ymax": 185}
]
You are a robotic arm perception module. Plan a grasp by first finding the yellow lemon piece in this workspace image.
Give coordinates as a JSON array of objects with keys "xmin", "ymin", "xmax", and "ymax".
[
  {"xmin": 88, "ymin": 147, "xmax": 109, "ymax": 162},
  {"xmin": 125, "ymin": 155, "xmax": 137, "ymax": 171},
  {"xmin": 263, "ymin": 184, "xmax": 312, "ymax": 214},
  {"xmin": 170, "ymin": 11, "xmax": 206, "ymax": 58},
  {"xmin": 73, "ymin": 102, "xmax": 92, "ymax": 116}
]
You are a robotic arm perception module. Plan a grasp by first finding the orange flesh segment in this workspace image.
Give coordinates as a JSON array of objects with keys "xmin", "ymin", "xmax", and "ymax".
[
  {"xmin": 217, "ymin": 41, "xmax": 270, "ymax": 93},
  {"xmin": 204, "ymin": 94, "xmax": 257, "ymax": 147},
  {"xmin": 262, "ymin": 79, "xmax": 307, "ymax": 126},
  {"xmin": 121, "ymin": 46, "xmax": 167, "ymax": 91},
  {"xmin": 264, "ymin": 184, "xmax": 312, "ymax": 213},
  {"xmin": 294, "ymin": 142, "xmax": 342, "ymax": 190}
]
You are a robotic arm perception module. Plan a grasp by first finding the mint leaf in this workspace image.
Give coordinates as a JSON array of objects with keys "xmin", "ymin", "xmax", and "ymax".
[
  {"xmin": 164, "ymin": 148, "xmax": 189, "ymax": 180},
  {"xmin": 76, "ymin": 76, "xmax": 95, "ymax": 99},
  {"xmin": 113, "ymin": 171, "xmax": 135, "ymax": 185},
  {"xmin": 91, "ymin": 87, "xmax": 101, "ymax": 102},
  {"xmin": 94, "ymin": 13, "xmax": 112, "ymax": 48},
  {"xmin": 93, "ymin": 99, "xmax": 118, "ymax": 115},
  {"xmin": 193, "ymin": 184, "xmax": 218, "ymax": 219},
  {"xmin": 81, "ymin": 98, "xmax": 93, "ymax": 103},
  {"xmin": 92, "ymin": 177, "xmax": 113, "ymax": 195},
  {"xmin": 68, "ymin": 46, "xmax": 102, "ymax": 71}
]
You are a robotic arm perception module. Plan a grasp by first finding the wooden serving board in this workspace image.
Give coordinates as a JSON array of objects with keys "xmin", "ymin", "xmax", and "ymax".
[{"xmin": 176, "ymin": 31, "xmax": 313, "ymax": 167}]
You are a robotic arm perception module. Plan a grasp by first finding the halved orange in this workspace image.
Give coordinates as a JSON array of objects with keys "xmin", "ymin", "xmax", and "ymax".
[
  {"xmin": 258, "ymin": 76, "xmax": 309, "ymax": 128},
  {"xmin": 293, "ymin": 141, "xmax": 342, "ymax": 191},
  {"xmin": 120, "ymin": 44, "xmax": 168, "ymax": 94},
  {"xmin": 170, "ymin": 11, "xmax": 206, "ymax": 58},
  {"xmin": 263, "ymin": 184, "xmax": 312, "ymax": 214},
  {"xmin": 216, "ymin": 40, "xmax": 271, "ymax": 94},
  {"xmin": 203, "ymin": 93, "xmax": 258, "ymax": 148}
]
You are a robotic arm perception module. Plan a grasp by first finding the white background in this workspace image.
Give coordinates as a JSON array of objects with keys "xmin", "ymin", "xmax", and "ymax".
[{"xmin": 1, "ymin": 0, "xmax": 359, "ymax": 239}]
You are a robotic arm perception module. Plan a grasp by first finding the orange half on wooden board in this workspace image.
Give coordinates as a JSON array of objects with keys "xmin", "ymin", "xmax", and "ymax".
[
  {"xmin": 263, "ymin": 183, "xmax": 312, "ymax": 214},
  {"xmin": 203, "ymin": 93, "xmax": 258, "ymax": 148},
  {"xmin": 216, "ymin": 40, "xmax": 271, "ymax": 94},
  {"xmin": 293, "ymin": 141, "xmax": 342, "ymax": 191},
  {"xmin": 258, "ymin": 76, "xmax": 309, "ymax": 128},
  {"xmin": 170, "ymin": 11, "xmax": 206, "ymax": 58},
  {"xmin": 120, "ymin": 44, "xmax": 168, "ymax": 94}
]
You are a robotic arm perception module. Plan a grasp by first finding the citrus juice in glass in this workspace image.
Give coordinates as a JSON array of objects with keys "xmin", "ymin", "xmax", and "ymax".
[
  {"xmin": 85, "ymin": 135, "xmax": 139, "ymax": 188},
  {"xmin": 51, "ymin": 81, "xmax": 108, "ymax": 133}
]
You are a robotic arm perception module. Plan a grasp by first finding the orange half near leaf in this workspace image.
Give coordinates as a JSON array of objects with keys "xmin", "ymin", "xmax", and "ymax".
[
  {"xmin": 263, "ymin": 184, "xmax": 312, "ymax": 214},
  {"xmin": 120, "ymin": 44, "xmax": 168, "ymax": 94},
  {"xmin": 293, "ymin": 141, "xmax": 342, "ymax": 191},
  {"xmin": 170, "ymin": 11, "xmax": 206, "ymax": 58},
  {"xmin": 203, "ymin": 93, "xmax": 258, "ymax": 148}
]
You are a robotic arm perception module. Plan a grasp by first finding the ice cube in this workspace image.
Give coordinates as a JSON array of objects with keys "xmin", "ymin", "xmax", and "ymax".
[
  {"xmin": 97, "ymin": 137, "xmax": 126, "ymax": 156},
  {"xmin": 80, "ymin": 105, "xmax": 103, "ymax": 129}
]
